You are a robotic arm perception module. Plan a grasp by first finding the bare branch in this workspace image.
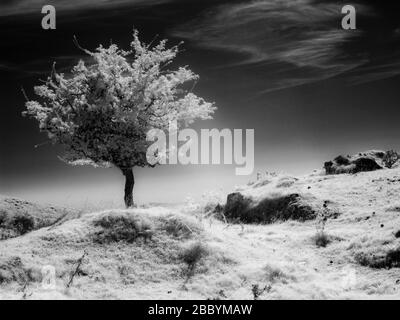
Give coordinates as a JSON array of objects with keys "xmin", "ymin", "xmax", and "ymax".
[
  {"xmin": 189, "ymin": 79, "xmax": 198, "ymax": 93},
  {"xmin": 66, "ymin": 250, "xmax": 88, "ymax": 288},
  {"xmin": 73, "ymin": 35, "xmax": 93, "ymax": 55},
  {"xmin": 146, "ymin": 34, "xmax": 159, "ymax": 49},
  {"xmin": 51, "ymin": 61, "xmax": 57, "ymax": 80},
  {"xmin": 34, "ymin": 141, "xmax": 51, "ymax": 149},
  {"xmin": 21, "ymin": 86, "xmax": 29, "ymax": 101}
]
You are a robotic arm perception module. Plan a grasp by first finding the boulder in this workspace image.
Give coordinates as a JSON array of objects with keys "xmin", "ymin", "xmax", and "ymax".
[
  {"xmin": 223, "ymin": 192, "xmax": 316, "ymax": 224},
  {"xmin": 324, "ymin": 150, "xmax": 392, "ymax": 175}
]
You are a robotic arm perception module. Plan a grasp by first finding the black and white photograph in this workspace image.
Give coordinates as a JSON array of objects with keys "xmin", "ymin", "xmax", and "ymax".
[{"xmin": 0, "ymin": 0, "xmax": 400, "ymax": 306}]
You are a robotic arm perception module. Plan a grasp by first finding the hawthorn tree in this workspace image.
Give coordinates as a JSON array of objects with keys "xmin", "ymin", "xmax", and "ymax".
[{"xmin": 23, "ymin": 30, "xmax": 216, "ymax": 208}]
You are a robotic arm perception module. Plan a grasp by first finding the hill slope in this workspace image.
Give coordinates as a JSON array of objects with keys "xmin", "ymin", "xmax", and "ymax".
[{"xmin": 1, "ymin": 169, "xmax": 400, "ymax": 299}]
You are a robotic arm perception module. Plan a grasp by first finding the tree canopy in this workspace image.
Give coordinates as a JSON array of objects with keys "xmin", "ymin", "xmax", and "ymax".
[{"xmin": 24, "ymin": 30, "xmax": 216, "ymax": 171}]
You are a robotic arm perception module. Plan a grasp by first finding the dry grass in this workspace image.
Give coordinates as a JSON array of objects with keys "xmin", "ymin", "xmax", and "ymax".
[{"xmin": 1, "ymin": 168, "xmax": 400, "ymax": 299}]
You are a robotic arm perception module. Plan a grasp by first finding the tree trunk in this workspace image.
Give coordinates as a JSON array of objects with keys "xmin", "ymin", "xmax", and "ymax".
[{"xmin": 122, "ymin": 168, "xmax": 134, "ymax": 208}]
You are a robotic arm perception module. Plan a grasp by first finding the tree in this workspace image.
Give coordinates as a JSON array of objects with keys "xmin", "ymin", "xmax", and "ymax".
[{"xmin": 23, "ymin": 30, "xmax": 216, "ymax": 208}]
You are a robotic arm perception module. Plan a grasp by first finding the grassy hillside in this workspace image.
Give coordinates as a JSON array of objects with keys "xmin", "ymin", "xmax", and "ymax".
[
  {"xmin": 0, "ymin": 196, "xmax": 76, "ymax": 240},
  {"xmin": 1, "ymin": 168, "xmax": 400, "ymax": 299}
]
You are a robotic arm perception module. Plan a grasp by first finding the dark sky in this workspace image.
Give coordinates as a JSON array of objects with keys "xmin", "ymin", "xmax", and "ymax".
[{"xmin": 0, "ymin": 0, "xmax": 399, "ymax": 207}]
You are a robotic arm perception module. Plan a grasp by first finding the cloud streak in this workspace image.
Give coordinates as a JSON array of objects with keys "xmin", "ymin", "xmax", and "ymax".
[
  {"xmin": 0, "ymin": 55, "xmax": 89, "ymax": 79},
  {"xmin": 0, "ymin": 0, "xmax": 169, "ymax": 17},
  {"xmin": 172, "ymin": 0, "xmax": 399, "ymax": 92}
]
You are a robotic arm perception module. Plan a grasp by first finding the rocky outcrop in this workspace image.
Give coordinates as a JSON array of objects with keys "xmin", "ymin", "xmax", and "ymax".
[
  {"xmin": 223, "ymin": 192, "xmax": 316, "ymax": 224},
  {"xmin": 324, "ymin": 150, "xmax": 399, "ymax": 175}
]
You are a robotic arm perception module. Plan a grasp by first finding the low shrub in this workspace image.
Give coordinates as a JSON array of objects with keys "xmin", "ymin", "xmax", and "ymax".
[
  {"xmin": 0, "ymin": 211, "xmax": 35, "ymax": 238},
  {"xmin": 0, "ymin": 210, "xmax": 7, "ymax": 226},
  {"xmin": 10, "ymin": 214, "xmax": 35, "ymax": 235},
  {"xmin": 355, "ymin": 247, "xmax": 400, "ymax": 269},
  {"xmin": 251, "ymin": 284, "xmax": 271, "ymax": 300},
  {"xmin": 314, "ymin": 232, "xmax": 331, "ymax": 248},
  {"xmin": 160, "ymin": 215, "xmax": 200, "ymax": 238},
  {"xmin": 179, "ymin": 242, "xmax": 208, "ymax": 273},
  {"xmin": 93, "ymin": 213, "xmax": 152, "ymax": 244},
  {"xmin": 0, "ymin": 257, "xmax": 37, "ymax": 285},
  {"xmin": 383, "ymin": 150, "xmax": 400, "ymax": 168}
]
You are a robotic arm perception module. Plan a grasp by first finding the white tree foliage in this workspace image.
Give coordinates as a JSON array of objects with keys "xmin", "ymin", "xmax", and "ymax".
[{"xmin": 24, "ymin": 30, "xmax": 216, "ymax": 170}]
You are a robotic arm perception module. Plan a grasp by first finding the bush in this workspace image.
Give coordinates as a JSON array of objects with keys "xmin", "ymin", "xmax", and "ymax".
[
  {"xmin": 313, "ymin": 204, "xmax": 331, "ymax": 247},
  {"xmin": 314, "ymin": 232, "xmax": 331, "ymax": 248},
  {"xmin": 251, "ymin": 284, "xmax": 271, "ymax": 300},
  {"xmin": 0, "ymin": 210, "xmax": 7, "ymax": 226},
  {"xmin": 0, "ymin": 257, "xmax": 36, "ymax": 285},
  {"xmin": 93, "ymin": 213, "xmax": 152, "ymax": 244},
  {"xmin": 180, "ymin": 242, "xmax": 208, "ymax": 272},
  {"xmin": 0, "ymin": 212, "xmax": 35, "ymax": 239},
  {"xmin": 10, "ymin": 214, "xmax": 34, "ymax": 235},
  {"xmin": 383, "ymin": 150, "xmax": 399, "ymax": 168},
  {"xmin": 161, "ymin": 215, "xmax": 200, "ymax": 238},
  {"xmin": 355, "ymin": 247, "xmax": 400, "ymax": 269}
]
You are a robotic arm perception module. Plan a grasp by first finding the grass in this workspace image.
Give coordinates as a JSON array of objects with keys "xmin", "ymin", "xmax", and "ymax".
[
  {"xmin": 264, "ymin": 265, "xmax": 293, "ymax": 283},
  {"xmin": 0, "ymin": 196, "xmax": 75, "ymax": 240},
  {"xmin": 3, "ymin": 166, "xmax": 400, "ymax": 299}
]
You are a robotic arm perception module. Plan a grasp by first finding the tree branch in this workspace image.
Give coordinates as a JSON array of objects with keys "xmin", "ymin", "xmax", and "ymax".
[
  {"xmin": 73, "ymin": 35, "xmax": 93, "ymax": 55},
  {"xmin": 21, "ymin": 86, "xmax": 29, "ymax": 102}
]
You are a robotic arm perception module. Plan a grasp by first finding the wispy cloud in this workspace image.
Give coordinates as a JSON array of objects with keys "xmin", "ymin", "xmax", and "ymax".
[
  {"xmin": 347, "ymin": 60, "xmax": 400, "ymax": 85},
  {"xmin": 171, "ymin": 0, "xmax": 399, "ymax": 92},
  {"xmin": 0, "ymin": 55, "xmax": 87, "ymax": 78},
  {"xmin": 0, "ymin": 0, "xmax": 169, "ymax": 17}
]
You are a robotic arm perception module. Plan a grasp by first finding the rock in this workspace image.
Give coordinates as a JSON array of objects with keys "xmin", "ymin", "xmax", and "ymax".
[
  {"xmin": 224, "ymin": 193, "xmax": 252, "ymax": 221},
  {"xmin": 324, "ymin": 150, "xmax": 388, "ymax": 175},
  {"xmin": 223, "ymin": 192, "xmax": 316, "ymax": 224},
  {"xmin": 353, "ymin": 158, "xmax": 382, "ymax": 173}
]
